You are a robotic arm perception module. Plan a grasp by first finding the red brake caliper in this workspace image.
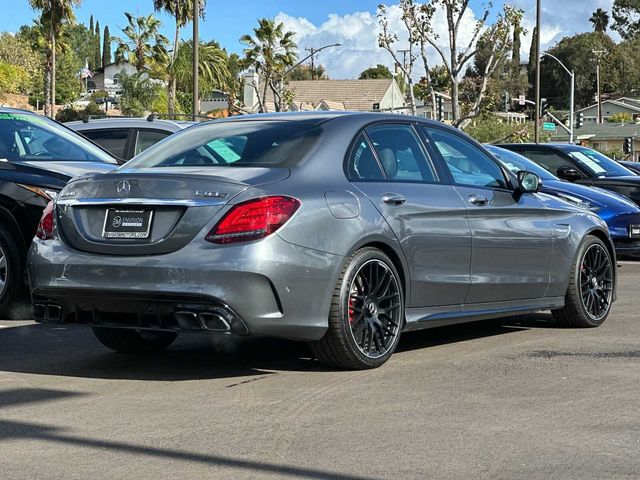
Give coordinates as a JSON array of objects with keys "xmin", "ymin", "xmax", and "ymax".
[{"xmin": 348, "ymin": 295, "xmax": 356, "ymax": 324}]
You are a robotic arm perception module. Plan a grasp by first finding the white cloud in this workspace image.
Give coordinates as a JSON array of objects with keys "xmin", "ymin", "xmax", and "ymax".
[{"xmin": 276, "ymin": 1, "xmax": 620, "ymax": 80}]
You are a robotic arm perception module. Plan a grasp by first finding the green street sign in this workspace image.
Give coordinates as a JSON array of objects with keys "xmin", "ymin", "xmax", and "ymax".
[{"xmin": 543, "ymin": 122, "xmax": 556, "ymax": 132}]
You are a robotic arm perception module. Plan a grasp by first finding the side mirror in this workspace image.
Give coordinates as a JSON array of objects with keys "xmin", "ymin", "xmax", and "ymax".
[
  {"xmin": 556, "ymin": 165, "xmax": 583, "ymax": 182},
  {"xmin": 517, "ymin": 170, "xmax": 541, "ymax": 193}
]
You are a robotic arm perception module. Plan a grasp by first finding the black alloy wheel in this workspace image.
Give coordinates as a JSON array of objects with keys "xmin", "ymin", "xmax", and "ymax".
[
  {"xmin": 347, "ymin": 259, "xmax": 402, "ymax": 359},
  {"xmin": 579, "ymin": 243, "xmax": 614, "ymax": 321}
]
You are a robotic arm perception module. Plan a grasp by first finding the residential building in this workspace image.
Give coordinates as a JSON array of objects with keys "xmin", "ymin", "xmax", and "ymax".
[
  {"xmin": 550, "ymin": 122, "xmax": 640, "ymax": 161},
  {"xmin": 242, "ymin": 70, "xmax": 407, "ymax": 113},
  {"xmin": 576, "ymin": 97, "xmax": 640, "ymax": 124},
  {"xmin": 88, "ymin": 62, "xmax": 139, "ymax": 93}
]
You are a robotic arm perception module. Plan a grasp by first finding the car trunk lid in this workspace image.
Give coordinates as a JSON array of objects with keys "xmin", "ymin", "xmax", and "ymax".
[{"xmin": 55, "ymin": 167, "xmax": 289, "ymax": 255}]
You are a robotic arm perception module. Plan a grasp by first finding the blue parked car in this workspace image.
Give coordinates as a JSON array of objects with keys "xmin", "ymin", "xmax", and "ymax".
[{"xmin": 487, "ymin": 145, "xmax": 640, "ymax": 257}]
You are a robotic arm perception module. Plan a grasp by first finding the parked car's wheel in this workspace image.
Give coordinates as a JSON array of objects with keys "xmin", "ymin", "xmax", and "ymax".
[
  {"xmin": 92, "ymin": 327, "xmax": 177, "ymax": 353},
  {"xmin": 552, "ymin": 236, "xmax": 614, "ymax": 327},
  {"xmin": 0, "ymin": 227, "xmax": 23, "ymax": 317},
  {"xmin": 310, "ymin": 247, "xmax": 404, "ymax": 369}
]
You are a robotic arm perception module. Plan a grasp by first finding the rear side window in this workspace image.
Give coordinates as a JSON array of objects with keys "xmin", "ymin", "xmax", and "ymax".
[
  {"xmin": 82, "ymin": 129, "xmax": 129, "ymax": 159},
  {"xmin": 124, "ymin": 121, "xmax": 321, "ymax": 169},
  {"xmin": 366, "ymin": 124, "xmax": 438, "ymax": 182},
  {"xmin": 348, "ymin": 133, "xmax": 384, "ymax": 180},
  {"xmin": 134, "ymin": 130, "xmax": 170, "ymax": 156}
]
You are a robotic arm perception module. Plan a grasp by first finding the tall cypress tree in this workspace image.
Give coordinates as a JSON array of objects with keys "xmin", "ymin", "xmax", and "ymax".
[
  {"xmin": 94, "ymin": 21, "xmax": 101, "ymax": 69},
  {"xmin": 512, "ymin": 22, "xmax": 521, "ymax": 80},
  {"xmin": 89, "ymin": 14, "xmax": 94, "ymax": 32},
  {"xmin": 527, "ymin": 26, "xmax": 537, "ymax": 97},
  {"xmin": 102, "ymin": 25, "xmax": 111, "ymax": 66}
]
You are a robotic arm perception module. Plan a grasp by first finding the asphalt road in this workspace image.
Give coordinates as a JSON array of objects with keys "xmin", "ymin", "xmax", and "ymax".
[{"xmin": 1, "ymin": 264, "xmax": 639, "ymax": 480}]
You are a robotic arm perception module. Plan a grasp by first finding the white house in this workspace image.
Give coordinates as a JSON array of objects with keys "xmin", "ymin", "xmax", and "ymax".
[{"xmin": 88, "ymin": 62, "xmax": 139, "ymax": 93}]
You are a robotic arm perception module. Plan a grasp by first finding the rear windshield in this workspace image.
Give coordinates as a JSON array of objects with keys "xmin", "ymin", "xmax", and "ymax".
[
  {"xmin": 123, "ymin": 120, "xmax": 321, "ymax": 169},
  {"xmin": 0, "ymin": 112, "xmax": 117, "ymax": 164}
]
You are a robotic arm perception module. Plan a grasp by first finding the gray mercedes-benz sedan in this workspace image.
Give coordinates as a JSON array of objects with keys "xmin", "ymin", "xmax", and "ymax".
[{"xmin": 27, "ymin": 112, "xmax": 617, "ymax": 369}]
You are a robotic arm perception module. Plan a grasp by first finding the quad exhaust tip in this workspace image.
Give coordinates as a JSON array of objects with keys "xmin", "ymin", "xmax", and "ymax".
[{"xmin": 175, "ymin": 310, "xmax": 231, "ymax": 332}]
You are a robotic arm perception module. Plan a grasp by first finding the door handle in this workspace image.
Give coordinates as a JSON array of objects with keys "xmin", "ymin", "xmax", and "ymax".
[
  {"xmin": 382, "ymin": 193, "xmax": 407, "ymax": 205},
  {"xmin": 468, "ymin": 194, "xmax": 489, "ymax": 206}
]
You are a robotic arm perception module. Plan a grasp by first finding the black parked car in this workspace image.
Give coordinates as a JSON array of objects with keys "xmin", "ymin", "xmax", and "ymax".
[
  {"xmin": 0, "ymin": 108, "xmax": 118, "ymax": 314},
  {"xmin": 67, "ymin": 117, "xmax": 193, "ymax": 161},
  {"xmin": 498, "ymin": 143, "xmax": 640, "ymax": 207},
  {"xmin": 618, "ymin": 160, "xmax": 640, "ymax": 175}
]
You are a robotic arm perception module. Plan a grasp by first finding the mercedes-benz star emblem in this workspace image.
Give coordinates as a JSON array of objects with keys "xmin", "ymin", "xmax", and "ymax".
[{"xmin": 116, "ymin": 180, "xmax": 131, "ymax": 197}]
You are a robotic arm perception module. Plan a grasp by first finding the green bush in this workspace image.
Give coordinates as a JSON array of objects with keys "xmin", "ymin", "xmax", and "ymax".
[
  {"xmin": 55, "ymin": 106, "xmax": 82, "ymax": 122},
  {"xmin": 0, "ymin": 62, "xmax": 30, "ymax": 95}
]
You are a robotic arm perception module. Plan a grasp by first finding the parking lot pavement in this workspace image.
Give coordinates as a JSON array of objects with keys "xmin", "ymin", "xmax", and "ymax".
[{"xmin": 1, "ymin": 265, "xmax": 639, "ymax": 480}]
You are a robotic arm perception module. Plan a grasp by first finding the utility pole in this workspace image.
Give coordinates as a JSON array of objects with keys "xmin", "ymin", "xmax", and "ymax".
[
  {"xmin": 305, "ymin": 47, "xmax": 318, "ymax": 80},
  {"xmin": 397, "ymin": 48, "xmax": 410, "ymax": 85},
  {"xmin": 50, "ymin": 0, "xmax": 56, "ymax": 118},
  {"xmin": 593, "ymin": 49, "xmax": 605, "ymax": 124},
  {"xmin": 534, "ymin": 0, "xmax": 541, "ymax": 143},
  {"xmin": 192, "ymin": 0, "xmax": 199, "ymax": 120}
]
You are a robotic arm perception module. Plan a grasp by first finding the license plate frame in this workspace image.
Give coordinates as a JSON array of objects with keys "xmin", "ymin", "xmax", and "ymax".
[{"xmin": 102, "ymin": 208, "xmax": 153, "ymax": 239}]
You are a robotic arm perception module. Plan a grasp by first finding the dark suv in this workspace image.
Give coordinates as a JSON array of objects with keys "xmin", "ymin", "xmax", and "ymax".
[
  {"xmin": 67, "ymin": 117, "xmax": 193, "ymax": 161},
  {"xmin": 0, "ymin": 108, "xmax": 118, "ymax": 315}
]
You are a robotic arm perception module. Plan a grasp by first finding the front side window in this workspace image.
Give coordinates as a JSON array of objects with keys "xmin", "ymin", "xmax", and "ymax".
[
  {"xmin": 425, "ymin": 128, "xmax": 508, "ymax": 189},
  {"xmin": 564, "ymin": 147, "xmax": 636, "ymax": 177},
  {"xmin": 0, "ymin": 113, "xmax": 116, "ymax": 163},
  {"xmin": 521, "ymin": 149, "xmax": 578, "ymax": 176},
  {"xmin": 124, "ymin": 120, "xmax": 321, "ymax": 169}
]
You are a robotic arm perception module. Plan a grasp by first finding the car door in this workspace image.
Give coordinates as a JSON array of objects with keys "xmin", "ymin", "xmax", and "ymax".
[
  {"xmin": 423, "ymin": 127, "xmax": 554, "ymax": 303},
  {"xmin": 347, "ymin": 122, "xmax": 471, "ymax": 307}
]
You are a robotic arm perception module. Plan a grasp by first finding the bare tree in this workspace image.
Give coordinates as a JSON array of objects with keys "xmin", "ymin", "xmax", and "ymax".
[
  {"xmin": 378, "ymin": 3, "xmax": 418, "ymax": 115},
  {"xmin": 378, "ymin": 1, "xmax": 522, "ymax": 127}
]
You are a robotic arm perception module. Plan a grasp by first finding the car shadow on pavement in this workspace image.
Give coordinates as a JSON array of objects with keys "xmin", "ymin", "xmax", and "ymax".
[
  {"xmin": 0, "ymin": 417, "xmax": 383, "ymax": 480},
  {"xmin": 0, "ymin": 313, "xmax": 559, "ymax": 380}
]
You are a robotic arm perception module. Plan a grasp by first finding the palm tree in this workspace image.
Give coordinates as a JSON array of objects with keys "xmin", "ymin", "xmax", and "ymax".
[
  {"xmin": 590, "ymin": 8, "xmax": 610, "ymax": 34},
  {"xmin": 153, "ymin": 0, "xmax": 206, "ymax": 115},
  {"xmin": 173, "ymin": 40, "xmax": 229, "ymax": 92},
  {"xmin": 29, "ymin": 0, "xmax": 81, "ymax": 118},
  {"xmin": 240, "ymin": 18, "xmax": 297, "ymax": 112},
  {"xmin": 114, "ymin": 12, "xmax": 168, "ymax": 72}
]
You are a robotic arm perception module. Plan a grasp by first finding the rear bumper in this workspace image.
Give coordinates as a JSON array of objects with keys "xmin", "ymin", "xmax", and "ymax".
[{"xmin": 27, "ymin": 234, "xmax": 344, "ymax": 341}]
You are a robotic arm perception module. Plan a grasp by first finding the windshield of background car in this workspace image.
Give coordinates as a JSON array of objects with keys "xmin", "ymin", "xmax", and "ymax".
[
  {"xmin": 0, "ymin": 113, "xmax": 117, "ymax": 164},
  {"xmin": 564, "ymin": 147, "xmax": 636, "ymax": 178},
  {"xmin": 486, "ymin": 146, "xmax": 556, "ymax": 181},
  {"xmin": 123, "ymin": 120, "xmax": 322, "ymax": 169}
]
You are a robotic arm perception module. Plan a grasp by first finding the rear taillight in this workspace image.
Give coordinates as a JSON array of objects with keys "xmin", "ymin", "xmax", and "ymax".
[
  {"xmin": 36, "ymin": 201, "xmax": 54, "ymax": 240},
  {"xmin": 206, "ymin": 196, "xmax": 300, "ymax": 244}
]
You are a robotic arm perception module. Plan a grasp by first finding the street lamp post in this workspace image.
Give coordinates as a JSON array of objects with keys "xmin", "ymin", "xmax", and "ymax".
[
  {"xmin": 541, "ymin": 52, "xmax": 575, "ymax": 144},
  {"xmin": 192, "ymin": 0, "xmax": 199, "ymax": 121}
]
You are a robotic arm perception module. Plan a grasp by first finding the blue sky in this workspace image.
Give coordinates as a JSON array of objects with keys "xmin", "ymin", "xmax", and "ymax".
[
  {"xmin": 0, "ymin": 0, "xmax": 615, "ymax": 78},
  {"xmin": 1, "ymin": 0, "xmax": 388, "ymax": 53}
]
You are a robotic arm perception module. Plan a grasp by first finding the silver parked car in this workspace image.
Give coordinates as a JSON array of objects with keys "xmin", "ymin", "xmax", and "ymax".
[{"xmin": 28, "ymin": 112, "xmax": 617, "ymax": 369}]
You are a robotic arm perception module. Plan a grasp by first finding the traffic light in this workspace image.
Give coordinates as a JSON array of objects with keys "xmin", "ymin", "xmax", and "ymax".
[
  {"xmin": 575, "ymin": 112, "xmax": 584, "ymax": 129},
  {"xmin": 624, "ymin": 137, "xmax": 633, "ymax": 155},
  {"xmin": 540, "ymin": 98, "xmax": 549, "ymax": 118},
  {"xmin": 436, "ymin": 96, "xmax": 444, "ymax": 122}
]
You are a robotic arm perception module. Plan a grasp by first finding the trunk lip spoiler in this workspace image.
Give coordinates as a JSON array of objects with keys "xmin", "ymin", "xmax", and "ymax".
[{"xmin": 56, "ymin": 197, "xmax": 228, "ymax": 207}]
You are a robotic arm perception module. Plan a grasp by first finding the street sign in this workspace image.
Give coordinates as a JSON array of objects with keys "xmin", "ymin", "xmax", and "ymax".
[
  {"xmin": 543, "ymin": 122, "xmax": 556, "ymax": 132},
  {"xmin": 518, "ymin": 94, "xmax": 526, "ymax": 106}
]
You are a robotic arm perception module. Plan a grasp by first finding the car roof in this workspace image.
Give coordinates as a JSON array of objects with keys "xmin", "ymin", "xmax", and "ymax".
[
  {"xmin": 498, "ymin": 143, "xmax": 583, "ymax": 151},
  {"xmin": 65, "ymin": 117, "xmax": 193, "ymax": 132},
  {"xmin": 0, "ymin": 107, "xmax": 39, "ymax": 116},
  {"xmin": 204, "ymin": 110, "xmax": 450, "ymax": 128}
]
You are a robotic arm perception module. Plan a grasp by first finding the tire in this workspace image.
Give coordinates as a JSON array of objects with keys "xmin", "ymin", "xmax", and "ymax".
[
  {"xmin": 552, "ymin": 236, "xmax": 614, "ymax": 328},
  {"xmin": 0, "ymin": 226, "xmax": 24, "ymax": 318},
  {"xmin": 309, "ymin": 247, "xmax": 404, "ymax": 369},
  {"xmin": 92, "ymin": 327, "xmax": 177, "ymax": 353}
]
